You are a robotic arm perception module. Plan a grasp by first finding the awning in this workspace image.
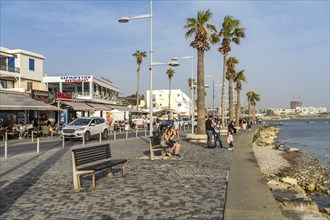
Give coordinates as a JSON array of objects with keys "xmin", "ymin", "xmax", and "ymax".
[
  {"xmin": 0, "ymin": 92, "xmax": 62, "ymax": 111},
  {"xmin": 105, "ymin": 104, "xmax": 134, "ymax": 112},
  {"xmin": 61, "ymin": 101, "xmax": 94, "ymax": 111},
  {"xmin": 86, "ymin": 103, "xmax": 112, "ymax": 111}
]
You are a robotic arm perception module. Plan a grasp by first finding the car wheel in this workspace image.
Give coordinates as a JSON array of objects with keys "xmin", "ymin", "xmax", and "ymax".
[
  {"xmin": 84, "ymin": 131, "xmax": 91, "ymax": 141},
  {"xmin": 102, "ymin": 129, "xmax": 108, "ymax": 139}
]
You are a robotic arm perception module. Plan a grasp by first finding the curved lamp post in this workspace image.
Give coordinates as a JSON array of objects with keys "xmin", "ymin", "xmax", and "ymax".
[{"xmin": 119, "ymin": 0, "xmax": 179, "ymax": 136}]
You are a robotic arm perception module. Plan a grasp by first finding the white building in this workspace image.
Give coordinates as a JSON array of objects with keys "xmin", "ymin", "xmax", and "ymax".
[
  {"xmin": 43, "ymin": 75, "xmax": 120, "ymax": 104},
  {"xmin": 146, "ymin": 89, "xmax": 191, "ymax": 116},
  {"xmin": 296, "ymin": 106, "xmax": 327, "ymax": 115},
  {"xmin": 0, "ymin": 46, "xmax": 47, "ymax": 92}
]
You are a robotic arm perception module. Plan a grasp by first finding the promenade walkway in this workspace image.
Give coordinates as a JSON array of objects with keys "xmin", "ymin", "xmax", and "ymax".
[
  {"xmin": 0, "ymin": 127, "xmax": 285, "ymax": 219},
  {"xmin": 224, "ymin": 126, "xmax": 285, "ymax": 220}
]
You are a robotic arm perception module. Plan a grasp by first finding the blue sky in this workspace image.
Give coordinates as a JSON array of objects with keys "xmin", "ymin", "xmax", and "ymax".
[{"xmin": 1, "ymin": 0, "xmax": 329, "ymax": 110}]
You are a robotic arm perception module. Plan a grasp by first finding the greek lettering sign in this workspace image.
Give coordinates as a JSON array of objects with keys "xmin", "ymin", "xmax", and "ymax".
[{"xmin": 31, "ymin": 89, "xmax": 49, "ymax": 103}]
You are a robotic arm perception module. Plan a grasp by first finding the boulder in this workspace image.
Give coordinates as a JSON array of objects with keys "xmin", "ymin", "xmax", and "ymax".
[
  {"xmin": 282, "ymin": 177, "xmax": 298, "ymax": 186},
  {"xmin": 289, "ymin": 148, "xmax": 299, "ymax": 153},
  {"xmin": 306, "ymin": 183, "xmax": 316, "ymax": 192}
]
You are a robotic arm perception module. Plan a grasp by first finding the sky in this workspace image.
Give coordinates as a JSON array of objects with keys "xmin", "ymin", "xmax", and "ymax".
[{"xmin": 1, "ymin": 0, "xmax": 329, "ymax": 111}]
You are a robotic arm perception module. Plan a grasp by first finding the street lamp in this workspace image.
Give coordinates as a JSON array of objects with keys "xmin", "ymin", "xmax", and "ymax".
[
  {"xmin": 171, "ymin": 52, "xmax": 194, "ymax": 133},
  {"xmin": 119, "ymin": 1, "xmax": 154, "ymax": 136},
  {"xmin": 119, "ymin": 0, "xmax": 179, "ymax": 136}
]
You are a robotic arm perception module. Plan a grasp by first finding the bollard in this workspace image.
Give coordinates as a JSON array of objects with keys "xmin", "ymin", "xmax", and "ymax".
[
  {"xmin": 125, "ymin": 130, "xmax": 128, "ymax": 139},
  {"xmin": 144, "ymin": 128, "xmax": 147, "ymax": 137},
  {"xmin": 31, "ymin": 130, "xmax": 34, "ymax": 142},
  {"xmin": 37, "ymin": 137, "xmax": 40, "ymax": 154},
  {"xmin": 4, "ymin": 132, "xmax": 8, "ymax": 159},
  {"xmin": 62, "ymin": 135, "xmax": 65, "ymax": 149},
  {"xmin": 136, "ymin": 129, "xmax": 138, "ymax": 138},
  {"xmin": 99, "ymin": 132, "xmax": 102, "ymax": 143},
  {"xmin": 82, "ymin": 134, "xmax": 85, "ymax": 146},
  {"xmin": 114, "ymin": 131, "xmax": 116, "ymax": 141},
  {"xmin": 51, "ymin": 130, "xmax": 53, "ymax": 139}
]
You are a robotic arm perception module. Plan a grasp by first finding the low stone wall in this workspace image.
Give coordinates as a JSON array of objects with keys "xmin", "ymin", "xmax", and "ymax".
[{"xmin": 185, "ymin": 133, "xmax": 207, "ymax": 143}]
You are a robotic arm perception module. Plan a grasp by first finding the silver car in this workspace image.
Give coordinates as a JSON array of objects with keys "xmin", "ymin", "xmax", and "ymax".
[{"xmin": 61, "ymin": 117, "xmax": 108, "ymax": 141}]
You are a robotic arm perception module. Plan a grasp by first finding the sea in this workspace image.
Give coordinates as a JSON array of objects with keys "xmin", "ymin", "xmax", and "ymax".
[{"xmin": 267, "ymin": 118, "xmax": 330, "ymax": 209}]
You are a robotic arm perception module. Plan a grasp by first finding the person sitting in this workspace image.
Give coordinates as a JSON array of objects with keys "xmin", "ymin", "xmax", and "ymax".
[
  {"xmin": 228, "ymin": 120, "xmax": 237, "ymax": 134},
  {"xmin": 164, "ymin": 126, "xmax": 181, "ymax": 158}
]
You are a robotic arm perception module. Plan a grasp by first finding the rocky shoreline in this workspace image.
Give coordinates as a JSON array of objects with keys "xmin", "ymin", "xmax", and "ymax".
[{"xmin": 252, "ymin": 125, "xmax": 330, "ymax": 220}]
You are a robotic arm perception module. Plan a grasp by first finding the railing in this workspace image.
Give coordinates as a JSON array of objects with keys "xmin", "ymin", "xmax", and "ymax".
[{"xmin": 0, "ymin": 65, "xmax": 20, "ymax": 73}]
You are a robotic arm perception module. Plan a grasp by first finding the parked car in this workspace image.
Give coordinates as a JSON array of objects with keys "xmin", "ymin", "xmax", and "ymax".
[{"xmin": 61, "ymin": 117, "xmax": 108, "ymax": 141}]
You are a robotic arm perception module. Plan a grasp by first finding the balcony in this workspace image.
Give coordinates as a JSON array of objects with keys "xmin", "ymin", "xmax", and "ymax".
[{"xmin": 0, "ymin": 65, "xmax": 20, "ymax": 73}]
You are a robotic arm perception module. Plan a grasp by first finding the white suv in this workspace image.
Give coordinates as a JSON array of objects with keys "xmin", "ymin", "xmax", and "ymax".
[{"xmin": 61, "ymin": 117, "xmax": 108, "ymax": 141}]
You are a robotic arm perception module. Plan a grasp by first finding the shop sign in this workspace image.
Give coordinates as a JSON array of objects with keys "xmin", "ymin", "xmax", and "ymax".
[
  {"xmin": 57, "ymin": 92, "xmax": 73, "ymax": 99},
  {"xmin": 60, "ymin": 75, "xmax": 92, "ymax": 82},
  {"xmin": 31, "ymin": 89, "xmax": 49, "ymax": 103}
]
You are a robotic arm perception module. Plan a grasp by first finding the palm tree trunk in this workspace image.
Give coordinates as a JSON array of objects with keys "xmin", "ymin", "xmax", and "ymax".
[
  {"xmin": 253, "ymin": 104, "xmax": 256, "ymax": 121},
  {"xmin": 136, "ymin": 64, "xmax": 141, "ymax": 110},
  {"xmin": 248, "ymin": 99, "xmax": 251, "ymax": 118},
  {"xmin": 229, "ymin": 77, "xmax": 234, "ymax": 122},
  {"xmin": 235, "ymin": 89, "xmax": 241, "ymax": 127},
  {"xmin": 197, "ymin": 49, "xmax": 206, "ymax": 134},
  {"xmin": 221, "ymin": 55, "xmax": 227, "ymax": 127},
  {"xmin": 168, "ymin": 79, "xmax": 171, "ymax": 109}
]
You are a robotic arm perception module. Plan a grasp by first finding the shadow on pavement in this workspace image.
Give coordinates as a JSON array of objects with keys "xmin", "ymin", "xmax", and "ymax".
[{"xmin": 0, "ymin": 146, "xmax": 71, "ymax": 215}]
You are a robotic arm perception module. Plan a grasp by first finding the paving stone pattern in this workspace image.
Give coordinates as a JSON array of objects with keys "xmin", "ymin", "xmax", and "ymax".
[{"xmin": 0, "ymin": 134, "xmax": 237, "ymax": 219}]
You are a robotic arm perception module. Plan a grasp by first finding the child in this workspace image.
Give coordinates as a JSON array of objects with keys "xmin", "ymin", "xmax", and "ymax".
[{"xmin": 226, "ymin": 131, "xmax": 234, "ymax": 150}]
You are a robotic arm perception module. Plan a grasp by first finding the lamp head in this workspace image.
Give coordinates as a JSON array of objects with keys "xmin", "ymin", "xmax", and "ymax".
[
  {"xmin": 168, "ymin": 61, "xmax": 179, "ymax": 67},
  {"xmin": 118, "ymin": 17, "xmax": 130, "ymax": 23},
  {"xmin": 171, "ymin": 57, "xmax": 179, "ymax": 61}
]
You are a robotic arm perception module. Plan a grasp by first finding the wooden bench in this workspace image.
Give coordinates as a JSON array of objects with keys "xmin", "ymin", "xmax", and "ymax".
[
  {"xmin": 72, "ymin": 144, "xmax": 127, "ymax": 191},
  {"xmin": 149, "ymin": 133, "xmax": 170, "ymax": 160}
]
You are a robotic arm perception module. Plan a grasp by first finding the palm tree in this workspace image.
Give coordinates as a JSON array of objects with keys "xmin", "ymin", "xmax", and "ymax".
[
  {"xmin": 246, "ymin": 91, "xmax": 260, "ymax": 119},
  {"xmin": 132, "ymin": 50, "xmax": 147, "ymax": 110},
  {"xmin": 226, "ymin": 56, "xmax": 239, "ymax": 122},
  {"xmin": 184, "ymin": 9, "xmax": 217, "ymax": 134},
  {"xmin": 187, "ymin": 77, "xmax": 197, "ymax": 95},
  {"xmin": 251, "ymin": 92, "xmax": 261, "ymax": 120},
  {"xmin": 234, "ymin": 70, "xmax": 247, "ymax": 127},
  {"xmin": 166, "ymin": 68, "xmax": 175, "ymax": 109},
  {"xmin": 215, "ymin": 15, "xmax": 245, "ymax": 127}
]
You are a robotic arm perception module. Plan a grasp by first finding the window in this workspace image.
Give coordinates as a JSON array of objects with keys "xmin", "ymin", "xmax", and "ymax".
[
  {"xmin": 29, "ymin": 58, "xmax": 35, "ymax": 71},
  {"xmin": 0, "ymin": 80, "xmax": 14, "ymax": 88},
  {"xmin": 8, "ymin": 57, "xmax": 15, "ymax": 72},
  {"xmin": 27, "ymin": 82, "xmax": 33, "ymax": 91}
]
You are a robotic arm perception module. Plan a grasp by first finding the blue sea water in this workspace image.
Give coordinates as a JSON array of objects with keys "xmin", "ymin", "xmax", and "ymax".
[{"xmin": 268, "ymin": 118, "xmax": 330, "ymax": 166}]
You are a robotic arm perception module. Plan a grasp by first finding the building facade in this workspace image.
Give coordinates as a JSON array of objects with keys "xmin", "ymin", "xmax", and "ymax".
[
  {"xmin": 0, "ymin": 46, "xmax": 47, "ymax": 93},
  {"xmin": 146, "ymin": 89, "xmax": 191, "ymax": 116}
]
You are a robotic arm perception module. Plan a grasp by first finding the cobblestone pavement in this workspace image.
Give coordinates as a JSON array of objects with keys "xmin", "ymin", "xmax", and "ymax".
[{"xmin": 0, "ymin": 132, "xmax": 239, "ymax": 219}]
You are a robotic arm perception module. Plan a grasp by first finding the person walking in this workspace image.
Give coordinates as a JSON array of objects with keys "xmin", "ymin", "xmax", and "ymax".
[
  {"xmin": 226, "ymin": 131, "xmax": 234, "ymax": 150},
  {"xmin": 214, "ymin": 120, "xmax": 223, "ymax": 148},
  {"xmin": 205, "ymin": 115, "xmax": 214, "ymax": 148}
]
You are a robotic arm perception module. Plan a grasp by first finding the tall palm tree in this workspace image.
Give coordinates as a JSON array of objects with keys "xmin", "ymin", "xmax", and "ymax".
[
  {"xmin": 132, "ymin": 50, "xmax": 147, "ymax": 110},
  {"xmin": 184, "ymin": 9, "xmax": 217, "ymax": 134},
  {"xmin": 215, "ymin": 15, "xmax": 245, "ymax": 127},
  {"xmin": 251, "ymin": 92, "xmax": 261, "ymax": 120},
  {"xmin": 166, "ymin": 68, "xmax": 175, "ymax": 109},
  {"xmin": 246, "ymin": 91, "xmax": 260, "ymax": 119},
  {"xmin": 226, "ymin": 56, "xmax": 239, "ymax": 122},
  {"xmin": 234, "ymin": 70, "xmax": 247, "ymax": 127}
]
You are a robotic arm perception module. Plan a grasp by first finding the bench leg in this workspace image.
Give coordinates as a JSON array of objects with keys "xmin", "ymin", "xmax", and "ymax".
[
  {"xmin": 107, "ymin": 168, "xmax": 113, "ymax": 177},
  {"xmin": 122, "ymin": 163, "xmax": 126, "ymax": 176},
  {"xmin": 161, "ymin": 149, "xmax": 165, "ymax": 159},
  {"xmin": 92, "ymin": 172, "xmax": 96, "ymax": 191},
  {"xmin": 73, "ymin": 174, "xmax": 80, "ymax": 191}
]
